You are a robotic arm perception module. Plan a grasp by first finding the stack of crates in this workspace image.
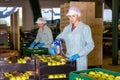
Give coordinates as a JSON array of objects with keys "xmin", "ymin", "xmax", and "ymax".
[
  {"xmin": 0, "ymin": 24, "xmax": 9, "ymax": 46},
  {"xmin": 0, "ymin": 32, "xmax": 9, "ymax": 45},
  {"xmin": 36, "ymin": 55, "xmax": 76, "ymax": 80},
  {"xmin": 69, "ymin": 68, "xmax": 120, "ymax": 80},
  {"xmin": 0, "ymin": 57, "xmax": 36, "ymax": 80}
]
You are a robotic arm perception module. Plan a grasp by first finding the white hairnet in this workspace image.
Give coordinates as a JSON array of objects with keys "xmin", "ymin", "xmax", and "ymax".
[
  {"xmin": 35, "ymin": 17, "xmax": 46, "ymax": 24},
  {"xmin": 66, "ymin": 6, "xmax": 81, "ymax": 17}
]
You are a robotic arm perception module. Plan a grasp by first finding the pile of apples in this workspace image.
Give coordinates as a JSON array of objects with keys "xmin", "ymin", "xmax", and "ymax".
[
  {"xmin": 79, "ymin": 71, "xmax": 120, "ymax": 80},
  {"xmin": 75, "ymin": 77, "xmax": 83, "ymax": 80},
  {"xmin": 37, "ymin": 55, "xmax": 67, "ymax": 66},
  {"xmin": 48, "ymin": 73, "xmax": 66, "ymax": 79},
  {"xmin": 4, "ymin": 71, "xmax": 34, "ymax": 80},
  {"xmin": 8, "ymin": 57, "xmax": 31, "ymax": 64}
]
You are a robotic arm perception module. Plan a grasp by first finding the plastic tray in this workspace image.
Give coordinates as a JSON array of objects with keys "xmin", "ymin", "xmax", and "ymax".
[{"xmin": 69, "ymin": 68, "xmax": 120, "ymax": 80}]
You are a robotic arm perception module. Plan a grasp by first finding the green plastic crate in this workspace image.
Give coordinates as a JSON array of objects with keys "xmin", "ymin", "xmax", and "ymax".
[
  {"xmin": 69, "ymin": 71, "xmax": 93, "ymax": 80},
  {"xmin": 69, "ymin": 68, "xmax": 120, "ymax": 80},
  {"xmin": 24, "ymin": 47, "xmax": 48, "ymax": 55},
  {"xmin": 3, "ymin": 42, "xmax": 9, "ymax": 46}
]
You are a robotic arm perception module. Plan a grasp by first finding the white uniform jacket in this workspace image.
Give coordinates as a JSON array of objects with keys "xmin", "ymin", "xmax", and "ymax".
[
  {"xmin": 57, "ymin": 21, "xmax": 94, "ymax": 70},
  {"xmin": 34, "ymin": 25, "xmax": 53, "ymax": 50}
]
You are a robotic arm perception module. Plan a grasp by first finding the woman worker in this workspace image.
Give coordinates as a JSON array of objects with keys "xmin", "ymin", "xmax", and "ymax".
[{"xmin": 50, "ymin": 6, "xmax": 94, "ymax": 70}]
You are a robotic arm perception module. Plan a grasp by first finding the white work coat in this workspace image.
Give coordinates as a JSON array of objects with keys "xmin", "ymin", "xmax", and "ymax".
[
  {"xmin": 57, "ymin": 21, "xmax": 94, "ymax": 70},
  {"xmin": 34, "ymin": 25, "xmax": 53, "ymax": 50}
]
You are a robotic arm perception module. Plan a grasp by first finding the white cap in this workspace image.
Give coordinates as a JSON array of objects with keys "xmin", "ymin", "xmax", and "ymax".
[
  {"xmin": 66, "ymin": 6, "xmax": 81, "ymax": 17},
  {"xmin": 35, "ymin": 17, "xmax": 46, "ymax": 24}
]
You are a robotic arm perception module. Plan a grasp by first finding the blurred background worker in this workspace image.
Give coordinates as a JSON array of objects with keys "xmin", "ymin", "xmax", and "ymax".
[
  {"xmin": 30, "ymin": 17, "xmax": 53, "ymax": 50},
  {"xmin": 50, "ymin": 6, "xmax": 94, "ymax": 71}
]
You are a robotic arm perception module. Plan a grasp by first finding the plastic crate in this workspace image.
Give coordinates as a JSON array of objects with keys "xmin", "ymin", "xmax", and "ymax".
[
  {"xmin": 23, "ymin": 47, "xmax": 48, "ymax": 55},
  {"xmin": 69, "ymin": 68, "xmax": 120, "ymax": 80}
]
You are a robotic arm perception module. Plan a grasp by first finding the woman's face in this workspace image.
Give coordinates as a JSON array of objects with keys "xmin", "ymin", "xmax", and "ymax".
[
  {"xmin": 37, "ymin": 23, "xmax": 45, "ymax": 29},
  {"xmin": 67, "ymin": 15, "xmax": 79, "ymax": 24}
]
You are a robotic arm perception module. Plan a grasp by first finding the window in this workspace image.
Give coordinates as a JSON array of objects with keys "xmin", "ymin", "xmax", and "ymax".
[
  {"xmin": 41, "ymin": 8, "xmax": 60, "ymax": 26},
  {"xmin": 0, "ymin": 7, "xmax": 22, "ymax": 26},
  {"xmin": 103, "ymin": 9, "xmax": 112, "ymax": 22}
]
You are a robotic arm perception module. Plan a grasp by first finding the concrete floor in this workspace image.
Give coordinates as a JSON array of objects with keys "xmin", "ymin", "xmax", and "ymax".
[{"xmin": 102, "ymin": 54, "xmax": 120, "ymax": 72}]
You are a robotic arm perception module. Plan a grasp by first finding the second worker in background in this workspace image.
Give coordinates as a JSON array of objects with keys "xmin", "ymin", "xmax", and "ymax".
[{"xmin": 30, "ymin": 17, "xmax": 53, "ymax": 51}]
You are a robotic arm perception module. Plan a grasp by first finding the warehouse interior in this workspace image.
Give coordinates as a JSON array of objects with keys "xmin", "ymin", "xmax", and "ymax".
[{"xmin": 0, "ymin": 0, "xmax": 120, "ymax": 80}]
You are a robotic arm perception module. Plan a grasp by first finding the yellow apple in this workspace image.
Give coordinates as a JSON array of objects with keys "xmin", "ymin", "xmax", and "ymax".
[
  {"xmin": 8, "ymin": 61, "xmax": 12, "ymax": 64},
  {"xmin": 56, "ymin": 61, "xmax": 61, "ymax": 65},
  {"xmin": 54, "ymin": 74, "xmax": 59, "ymax": 78},
  {"xmin": 16, "ymin": 76, "xmax": 21, "ymax": 80},
  {"xmin": 9, "ymin": 76, "xmax": 16, "ymax": 80},
  {"xmin": 107, "ymin": 77, "xmax": 114, "ymax": 80},
  {"xmin": 59, "ymin": 74, "xmax": 64, "ymax": 78},
  {"xmin": 98, "ymin": 71, "xmax": 104, "ymax": 75},
  {"xmin": 76, "ymin": 78, "xmax": 82, "ymax": 80},
  {"xmin": 48, "ymin": 75, "xmax": 54, "ymax": 79},
  {"xmin": 21, "ymin": 75, "xmax": 28, "ymax": 80},
  {"xmin": 48, "ymin": 62, "xmax": 52, "ymax": 66},
  {"xmin": 62, "ymin": 74, "xmax": 66, "ymax": 78},
  {"xmin": 115, "ymin": 76, "xmax": 120, "ymax": 80},
  {"xmin": 17, "ymin": 59, "xmax": 22, "ymax": 63},
  {"xmin": 52, "ymin": 62, "xmax": 56, "ymax": 66},
  {"xmin": 21, "ymin": 59, "xmax": 27, "ymax": 63},
  {"xmin": 109, "ymin": 75, "xmax": 115, "ymax": 78},
  {"xmin": 88, "ymin": 71, "xmax": 96, "ymax": 78}
]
